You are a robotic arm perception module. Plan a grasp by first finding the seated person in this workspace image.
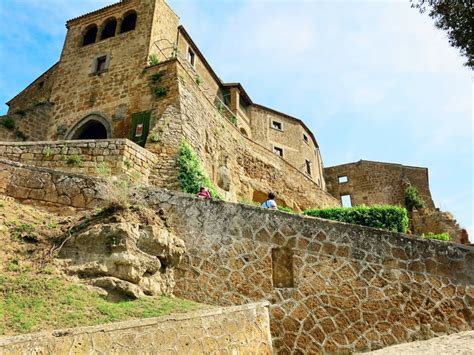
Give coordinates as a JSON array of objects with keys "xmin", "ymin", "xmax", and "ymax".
[
  {"xmin": 197, "ymin": 186, "xmax": 211, "ymax": 199},
  {"xmin": 261, "ymin": 192, "xmax": 277, "ymax": 209}
]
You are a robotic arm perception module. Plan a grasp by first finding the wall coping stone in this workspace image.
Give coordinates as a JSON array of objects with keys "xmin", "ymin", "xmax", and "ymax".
[{"xmin": 0, "ymin": 301, "xmax": 270, "ymax": 347}]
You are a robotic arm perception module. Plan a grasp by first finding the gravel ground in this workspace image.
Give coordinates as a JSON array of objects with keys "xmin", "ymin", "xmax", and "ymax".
[{"xmin": 362, "ymin": 331, "xmax": 474, "ymax": 355}]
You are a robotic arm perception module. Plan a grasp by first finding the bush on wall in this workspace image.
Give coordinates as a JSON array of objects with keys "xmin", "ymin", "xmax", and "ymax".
[
  {"xmin": 405, "ymin": 185, "xmax": 425, "ymax": 211},
  {"xmin": 421, "ymin": 232, "xmax": 450, "ymax": 241},
  {"xmin": 177, "ymin": 140, "xmax": 222, "ymax": 199},
  {"xmin": 303, "ymin": 205, "xmax": 409, "ymax": 233}
]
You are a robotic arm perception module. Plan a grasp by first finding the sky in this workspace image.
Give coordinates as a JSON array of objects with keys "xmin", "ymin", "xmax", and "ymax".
[{"xmin": 0, "ymin": 0, "xmax": 472, "ymax": 235}]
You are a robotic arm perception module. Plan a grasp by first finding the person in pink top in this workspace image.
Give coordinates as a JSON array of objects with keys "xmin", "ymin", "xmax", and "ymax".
[{"xmin": 197, "ymin": 186, "xmax": 211, "ymax": 199}]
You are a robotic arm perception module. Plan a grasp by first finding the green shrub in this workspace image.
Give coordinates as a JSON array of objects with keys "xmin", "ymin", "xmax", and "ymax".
[
  {"xmin": 303, "ymin": 205, "xmax": 409, "ymax": 233},
  {"xmin": 195, "ymin": 75, "xmax": 203, "ymax": 85},
  {"xmin": 0, "ymin": 117, "xmax": 15, "ymax": 130},
  {"xmin": 230, "ymin": 115, "xmax": 237, "ymax": 126},
  {"xmin": 66, "ymin": 155, "xmax": 83, "ymax": 167},
  {"xmin": 149, "ymin": 132, "xmax": 161, "ymax": 143},
  {"xmin": 421, "ymin": 232, "xmax": 450, "ymax": 241},
  {"xmin": 150, "ymin": 72, "xmax": 163, "ymax": 83},
  {"xmin": 277, "ymin": 205, "xmax": 295, "ymax": 214},
  {"xmin": 405, "ymin": 185, "xmax": 425, "ymax": 211},
  {"xmin": 177, "ymin": 140, "xmax": 223, "ymax": 199},
  {"xmin": 153, "ymin": 87, "xmax": 168, "ymax": 98},
  {"xmin": 149, "ymin": 54, "xmax": 159, "ymax": 66}
]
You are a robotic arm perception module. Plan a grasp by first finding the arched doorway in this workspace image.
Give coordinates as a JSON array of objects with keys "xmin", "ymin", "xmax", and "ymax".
[{"xmin": 67, "ymin": 114, "xmax": 111, "ymax": 140}]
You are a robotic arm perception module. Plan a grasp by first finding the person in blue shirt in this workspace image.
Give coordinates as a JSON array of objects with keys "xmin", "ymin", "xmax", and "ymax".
[{"xmin": 261, "ymin": 192, "xmax": 277, "ymax": 210}]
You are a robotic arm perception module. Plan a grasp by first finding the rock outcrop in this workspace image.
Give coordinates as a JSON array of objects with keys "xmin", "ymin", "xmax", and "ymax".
[{"xmin": 59, "ymin": 207, "xmax": 185, "ymax": 299}]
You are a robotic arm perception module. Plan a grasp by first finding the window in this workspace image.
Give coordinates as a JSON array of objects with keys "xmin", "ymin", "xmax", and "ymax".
[
  {"xmin": 272, "ymin": 120, "xmax": 282, "ymax": 130},
  {"xmin": 94, "ymin": 56, "xmax": 108, "ymax": 73},
  {"xmin": 305, "ymin": 159, "xmax": 312, "ymax": 176},
  {"xmin": 101, "ymin": 19, "xmax": 117, "ymax": 40},
  {"xmin": 38, "ymin": 81, "xmax": 44, "ymax": 89},
  {"xmin": 187, "ymin": 48, "xmax": 195, "ymax": 67},
  {"xmin": 120, "ymin": 11, "xmax": 137, "ymax": 33},
  {"xmin": 338, "ymin": 175, "xmax": 348, "ymax": 184},
  {"xmin": 303, "ymin": 134, "xmax": 309, "ymax": 144},
  {"xmin": 341, "ymin": 194, "xmax": 352, "ymax": 207},
  {"xmin": 274, "ymin": 146, "xmax": 283, "ymax": 157},
  {"xmin": 82, "ymin": 25, "xmax": 98, "ymax": 46}
]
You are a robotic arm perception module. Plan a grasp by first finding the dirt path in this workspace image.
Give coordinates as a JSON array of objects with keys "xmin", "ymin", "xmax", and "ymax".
[{"xmin": 363, "ymin": 331, "xmax": 474, "ymax": 354}]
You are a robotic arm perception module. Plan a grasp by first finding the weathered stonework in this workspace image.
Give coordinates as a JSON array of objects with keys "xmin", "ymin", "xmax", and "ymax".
[
  {"xmin": 0, "ymin": 139, "xmax": 158, "ymax": 183},
  {"xmin": 325, "ymin": 160, "xmax": 464, "ymax": 243},
  {"xmin": 0, "ymin": 158, "xmax": 105, "ymax": 209},
  {"xmin": 139, "ymin": 188, "xmax": 473, "ymax": 354},
  {"xmin": 0, "ymin": 302, "xmax": 272, "ymax": 354}
]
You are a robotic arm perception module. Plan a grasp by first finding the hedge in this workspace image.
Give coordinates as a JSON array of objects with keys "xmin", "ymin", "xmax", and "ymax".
[
  {"xmin": 421, "ymin": 232, "xmax": 450, "ymax": 241},
  {"xmin": 177, "ymin": 140, "xmax": 223, "ymax": 199},
  {"xmin": 303, "ymin": 205, "xmax": 409, "ymax": 233}
]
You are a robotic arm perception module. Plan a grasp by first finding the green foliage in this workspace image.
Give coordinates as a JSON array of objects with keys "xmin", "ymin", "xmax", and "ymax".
[
  {"xmin": 123, "ymin": 159, "xmax": 132, "ymax": 170},
  {"xmin": 303, "ymin": 205, "xmax": 409, "ymax": 233},
  {"xmin": 42, "ymin": 147, "xmax": 52, "ymax": 158},
  {"xmin": 277, "ymin": 205, "xmax": 295, "ymax": 214},
  {"xmin": 411, "ymin": 0, "xmax": 473, "ymax": 69},
  {"xmin": 95, "ymin": 163, "xmax": 111, "ymax": 176},
  {"xmin": 177, "ymin": 140, "xmax": 223, "ymax": 199},
  {"xmin": 239, "ymin": 199, "xmax": 260, "ymax": 207},
  {"xmin": 15, "ymin": 130, "xmax": 27, "ymax": 141},
  {"xmin": 150, "ymin": 72, "xmax": 163, "ymax": 83},
  {"xmin": 0, "ymin": 273, "xmax": 204, "ymax": 335},
  {"xmin": 66, "ymin": 155, "xmax": 83, "ymax": 167},
  {"xmin": 404, "ymin": 185, "xmax": 425, "ymax": 211},
  {"xmin": 217, "ymin": 102, "xmax": 225, "ymax": 114},
  {"xmin": 153, "ymin": 87, "xmax": 168, "ymax": 98},
  {"xmin": 421, "ymin": 232, "xmax": 450, "ymax": 241},
  {"xmin": 0, "ymin": 117, "xmax": 15, "ymax": 130},
  {"xmin": 149, "ymin": 54, "xmax": 160, "ymax": 66},
  {"xmin": 230, "ymin": 115, "xmax": 237, "ymax": 126},
  {"xmin": 195, "ymin": 75, "xmax": 203, "ymax": 85},
  {"xmin": 149, "ymin": 132, "xmax": 161, "ymax": 143}
]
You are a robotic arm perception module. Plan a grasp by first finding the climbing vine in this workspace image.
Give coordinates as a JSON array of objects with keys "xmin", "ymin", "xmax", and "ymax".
[{"xmin": 177, "ymin": 140, "xmax": 222, "ymax": 199}]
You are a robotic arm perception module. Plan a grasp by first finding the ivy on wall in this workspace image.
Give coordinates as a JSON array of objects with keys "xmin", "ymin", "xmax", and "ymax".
[{"xmin": 177, "ymin": 140, "xmax": 223, "ymax": 199}]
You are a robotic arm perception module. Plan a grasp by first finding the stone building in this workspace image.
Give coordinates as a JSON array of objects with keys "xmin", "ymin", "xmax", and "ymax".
[
  {"xmin": 2, "ymin": 0, "xmax": 336, "ymax": 211},
  {"xmin": 325, "ymin": 160, "xmax": 464, "ymax": 243},
  {"xmin": 0, "ymin": 0, "xmax": 466, "ymax": 237}
]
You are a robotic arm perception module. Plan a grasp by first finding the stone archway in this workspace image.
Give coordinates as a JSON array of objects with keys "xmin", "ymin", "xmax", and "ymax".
[{"xmin": 66, "ymin": 114, "xmax": 112, "ymax": 140}]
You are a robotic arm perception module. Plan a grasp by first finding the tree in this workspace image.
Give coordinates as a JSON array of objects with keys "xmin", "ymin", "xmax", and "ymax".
[{"xmin": 411, "ymin": 0, "xmax": 474, "ymax": 69}]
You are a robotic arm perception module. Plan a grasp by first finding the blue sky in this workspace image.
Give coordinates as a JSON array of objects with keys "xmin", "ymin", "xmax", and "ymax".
[{"xmin": 0, "ymin": 0, "xmax": 472, "ymax": 235}]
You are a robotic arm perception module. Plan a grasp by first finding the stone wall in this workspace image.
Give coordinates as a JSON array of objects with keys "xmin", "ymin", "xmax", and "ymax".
[
  {"xmin": 0, "ymin": 139, "xmax": 158, "ymax": 183},
  {"xmin": 1, "ymin": 103, "xmax": 53, "ymax": 142},
  {"xmin": 324, "ymin": 160, "xmax": 435, "ymax": 209},
  {"xmin": 142, "ymin": 188, "xmax": 473, "ymax": 354},
  {"xmin": 411, "ymin": 209, "xmax": 464, "ymax": 244},
  {"xmin": 0, "ymin": 158, "xmax": 104, "ymax": 209},
  {"xmin": 0, "ymin": 302, "xmax": 272, "ymax": 354}
]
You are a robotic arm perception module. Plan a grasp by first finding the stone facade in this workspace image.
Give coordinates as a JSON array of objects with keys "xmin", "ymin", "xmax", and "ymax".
[
  {"xmin": 325, "ymin": 160, "xmax": 435, "ymax": 209},
  {"xmin": 3, "ymin": 0, "xmax": 335, "ymax": 211},
  {"xmin": 0, "ymin": 158, "xmax": 105, "ymax": 209},
  {"xmin": 0, "ymin": 139, "xmax": 158, "ymax": 183},
  {"xmin": 325, "ymin": 160, "xmax": 464, "ymax": 243},
  {"xmin": 140, "ymin": 188, "xmax": 473, "ymax": 354},
  {"xmin": 0, "ymin": 302, "xmax": 272, "ymax": 354}
]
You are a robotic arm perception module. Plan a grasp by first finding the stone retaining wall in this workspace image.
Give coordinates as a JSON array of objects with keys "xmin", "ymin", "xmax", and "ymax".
[
  {"xmin": 0, "ymin": 158, "xmax": 104, "ymax": 209},
  {"xmin": 142, "ymin": 188, "xmax": 473, "ymax": 354},
  {"xmin": 0, "ymin": 139, "xmax": 158, "ymax": 183},
  {"xmin": 0, "ymin": 302, "xmax": 272, "ymax": 354}
]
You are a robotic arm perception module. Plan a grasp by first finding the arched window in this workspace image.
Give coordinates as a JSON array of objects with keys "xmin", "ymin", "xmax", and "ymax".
[
  {"xmin": 82, "ymin": 25, "xmax": 98, "ymax": 46},
  {"xmin": 120, "ymin": 11, "xmax": 137, "ymax": 33},
  {"xmin": 100, "ymin": 18, "xmax": 117, "ymax": 40}
]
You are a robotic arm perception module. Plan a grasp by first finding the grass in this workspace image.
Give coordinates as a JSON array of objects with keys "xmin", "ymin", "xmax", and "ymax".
[{"xmin": 0, "ymin": 271, "xmax": 205, "ymax": 336}]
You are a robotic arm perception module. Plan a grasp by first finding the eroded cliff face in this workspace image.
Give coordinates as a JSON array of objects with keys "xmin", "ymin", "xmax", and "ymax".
[{"xmin": 59, "ymin": 206, "xmax": 185, "ymax": 299}]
